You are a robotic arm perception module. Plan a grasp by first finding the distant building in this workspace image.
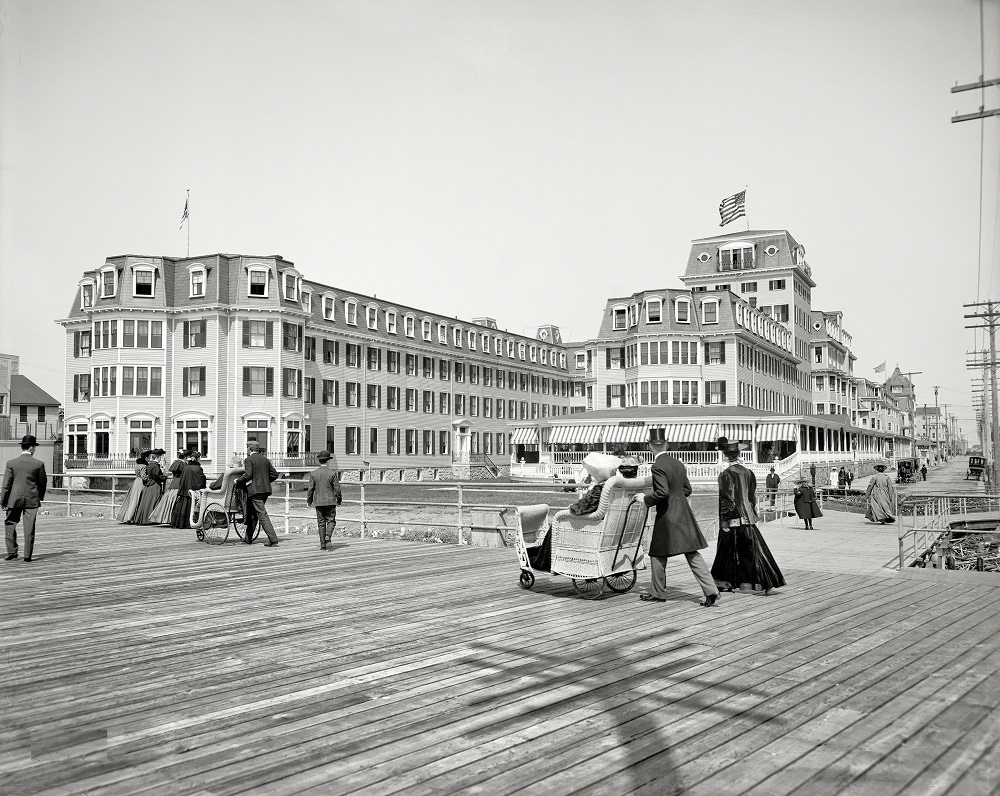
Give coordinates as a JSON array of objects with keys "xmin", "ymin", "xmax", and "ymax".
[{"xmin": 0, "ymin": 353, "xmax": 61, "ymax": 441}]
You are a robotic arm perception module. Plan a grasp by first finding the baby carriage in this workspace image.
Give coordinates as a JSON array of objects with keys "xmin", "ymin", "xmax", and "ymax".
[{"xmin": 190, "ymin": 467, "xmax": 258, "ymax": 544}]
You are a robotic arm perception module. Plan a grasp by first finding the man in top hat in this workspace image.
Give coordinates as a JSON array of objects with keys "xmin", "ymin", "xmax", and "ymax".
[
  {"xmin": 2, "ymin": 435, "xmax": 47, "ymax": 562},
  {"xmin": 239, "ymin": 441, "xmax": 280, "ymax": 546},
  {"xmin": 306, "ymin": 450, "xmax": 342, "ymax": 550},
  {"xmin": 634, "ymin": 427, "xmax": 719, "ymax": 607}
]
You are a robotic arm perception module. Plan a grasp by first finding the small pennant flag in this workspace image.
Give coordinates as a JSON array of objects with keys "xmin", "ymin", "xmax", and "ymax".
[
  {"xmin": 179, "ymin": 198, "xmax": 189, "ymax": 229},
  {"xmin": 874, "ymin": 361, "xmax": 886, "ymax": 373},
  {"xmin": 719, "ymin": 190, "xmax": 746, "ymax": 227}
]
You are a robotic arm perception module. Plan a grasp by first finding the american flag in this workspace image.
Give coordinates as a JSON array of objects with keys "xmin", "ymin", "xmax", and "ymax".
[
  {"xmin": 719, "ymin": 190, "xmax": 746, "ymax": 227},
  {"xmin": 874, "ymin": 361, "xmax": 886, "ymax": 373},
  {"xmin": 179, "ymin": 198, "xmax": 189, "ymax": 229}
]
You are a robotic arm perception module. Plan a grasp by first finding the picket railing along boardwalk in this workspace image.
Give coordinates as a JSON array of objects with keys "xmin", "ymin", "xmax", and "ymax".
[{"xmin": 1, "ymin": 511, "xmax": 999, "ymax": 795}]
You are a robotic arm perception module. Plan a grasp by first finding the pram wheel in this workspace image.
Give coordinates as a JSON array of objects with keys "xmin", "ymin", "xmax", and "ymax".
[
  {"xmin": 573, "ymin": 578, "xmax": 604, "ymax": 599},
  {"xmin": 195, "ymin": 530, "xmax": 205, "ymax": 542},
  {"xmin": 604, "ymin": 570, "xmax": 637, "ymax": 593},
  {"xmin": 519, "ymin": 570, "xmax": 535, "ymax": 590}
]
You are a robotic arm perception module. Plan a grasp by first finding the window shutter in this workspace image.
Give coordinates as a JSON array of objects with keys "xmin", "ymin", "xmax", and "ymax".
[
  {"xmin": 196, "ymin": 323, "xmax": 206, "ymax": 348},
  {"xmin": 606, "ymin": 385, "xmax": 612, "ymax": 408},
  {"xmin": 297, "ymin": 370, "xmax": 302, "ymax": 398},
  {"xmin": 334, "ymin": 341, "xmax": 339, "ymax": 365},
  {"xmin": 704, "ymin": 342, "xmax": 710, "ymax": 362},
  {"xmin": 265, "ymin": 322, "xmax": 273, "ymax": 349},
  {"xmin": 605, "ymin": 349, "xmax": 611, "ymax": 370},
  {"xmin": 334, "ymin": 381, "xmax": 339, "ymax": 406},
  {"xmin": 242, "ymin": 367, "xmax": 250, "ymax": 396},
  {"xmin": 265, "ymin": 368, "xmax": 274, "ymax": 396},
  {"xmin": 183, "ymin": 367, "xmax": 189, "ymax": 397},
  {"xmin": 242, "ymin": 321, "xmax": 250, "ymax": 348},
  {"xmin": 198, "ymin": 367, "xmax": 205, "ymax": 394},
  {"xmin": 719, "ymin": 342, "xmax": 726, "ymax": 364},
  {"xmin": 74, "ymin": 332, "xmax": 80, "ymax": 358},
  {"xmin": 297, "ymin": 325, "xmax": 303, "ymax": 352},
  {"xmin": 183, "ymin": 321, "xmax": 190, "ymax": 349},
  {"xmin": 720, "ymin": 381, "xmax": 727, "ymax": 404},
  {"xmin": 73, "ymin": 375, "xmax": 79, "ymax": 402}
]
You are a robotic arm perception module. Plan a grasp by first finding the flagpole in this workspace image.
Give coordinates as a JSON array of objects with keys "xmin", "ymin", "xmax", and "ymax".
[
  {"xmin": 745, "ymin": 184, "xmax": 749, "ymax": 231},
  {"xmin": 186, "ymin": 188, "xmax": 190, "ymax": 257}
]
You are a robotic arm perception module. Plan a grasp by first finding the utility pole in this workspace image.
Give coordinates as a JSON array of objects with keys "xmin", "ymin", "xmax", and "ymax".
[
  {"xmin": 940, "ymin": 403, "xmax": 952, "ymax": 458},
  {"xmin": 933, "ymin": 386, "xmax": 941, "ymax": 462},
  {"xmin": 897, "ymin": 370, "xmax": 922, "ymax": 461},
  {"xmin": 951, "ymin": 77, "xmax": 1000, "ymax": 123},
  {"xmin": 965, "ymin": 301, "xmax": 1000, "ymax": 484}
]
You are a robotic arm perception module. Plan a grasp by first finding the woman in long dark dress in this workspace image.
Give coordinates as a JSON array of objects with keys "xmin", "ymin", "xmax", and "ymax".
[
  {"xmin": 150, "ymin": 450, "xmax": 186, "ymax": 524},
  {"xmin": 793, "ymin": 477, "xmax": 823, "ymax": 530},
  {"xmin": 711, "ymin": 438, "xmax": 785, "ymax": 595},
  {"xmin": 116, "ymin": 451, "xmax": 150, "ymax": 523},
  {"xmin": 865, "ymin": 463, "xmax": 897, "ymax": 524},
  {"xmin": 170, "ymin": 452, "xmax": 207, "ymax": 529},
  {"xmin": 134, "ymin": 448, "xmax": 167, "ymax": 524}
]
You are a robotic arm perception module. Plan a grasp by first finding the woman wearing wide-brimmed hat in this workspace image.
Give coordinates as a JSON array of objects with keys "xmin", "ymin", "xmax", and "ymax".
[
  {"xmin": 116, "ymin": 449, "xmax": 151, "ymax": 523},
  {"xmin": 133, "ymin": 448, "xmax": 168, "ymax": 524},
  {"xmin": 793, "ymin": 475, "xmax": 822, "ymax": 530},
  {"xmin": 865, "ymin": 462, "xmax": 897, "ymax": 524},
  {"xmin": 710, "ymin": 437, "xmax": 785, "ymax": 595}
]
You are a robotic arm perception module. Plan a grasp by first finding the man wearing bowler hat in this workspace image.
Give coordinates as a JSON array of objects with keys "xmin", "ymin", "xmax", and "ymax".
[
  {"xmin": 634, "ymin": 427, "xmax": 719, "ymax": 607},
  {"xmin": 306, "ymin": 450, "xmax": 342, "ymax": 550},
  {"xmin": 239, "ymin": 440, "xmax": 280, "ymax": 546},
  {"xmin": 2, "ymin": 435, "xmax": 48, "ymax": 563}
]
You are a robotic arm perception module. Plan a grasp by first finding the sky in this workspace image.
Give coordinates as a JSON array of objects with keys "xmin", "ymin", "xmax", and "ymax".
[{"xmin": 1, "ymin": 0, "xmax": 998, "ymax": 442}]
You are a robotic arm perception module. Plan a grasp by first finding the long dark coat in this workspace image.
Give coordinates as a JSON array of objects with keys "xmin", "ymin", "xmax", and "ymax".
[
  {"xmin": 643, "ymin": 452, "xmax": 707, "ymax": 557},
  {"xmin": 242, "ymin": 452, "xmax": 279, "ymax": 497},
  {"xmin": 793, "ymin": 483, "xmax": 823, "ymax": 520}
]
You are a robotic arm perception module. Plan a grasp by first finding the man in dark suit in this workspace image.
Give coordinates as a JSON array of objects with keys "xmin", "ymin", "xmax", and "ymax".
[
  {"xmin": 634, "ymin": 428, "xmax": 719, "ymax": 607},
  {"xmin": 306, "ymin": 450, "xmax": 342, "ymax": 550},
  {"xmin": 3, "ymin": 435, "xmax": 48, "ymax": 563},
  {"xmin": 239, "ymin": 441, "xmax": 280, "ymax": 547}
]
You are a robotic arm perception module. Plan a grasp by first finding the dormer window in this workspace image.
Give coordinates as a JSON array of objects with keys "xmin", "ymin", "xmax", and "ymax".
[
  {"xmin": 529, "ymin": 344, "xmax": 537, "ymax": 362},
  {"xmin": 132, "ymin": 266, "xmax": 155, "ymax": 298},
  {"xmin": 675, "ymin": 298, "xmax": 691, "ymax": 324},
  {"xmin": 100, "ymin": 267, "xmax": 118, "ymax": 298},
  {"xmin": 282, "ymin": 272, "xmax": 300, "ymax": 301},
  {"xmin": 188, "ymin": 265, "xmax": 206, "ymax": 298},
  {"xmin": 344, "ymin": 300, "xmax": 358, "ymax": 326},
  {"xmin": 518, "ymin": 342, "xmax": 526, "ymax": 360},
  {"xmin": 612, "ymin": 306, "xmax": 627, "ymax": 330},
  {"xmin": 367, "ymin": 305, "xmax": 378, "ymax": 330},
  {"xmin": 494, "ymin": 335, "xmax": 502, "ymax": 355},
  {"xmin": 645, "ymin": 298, "xmax": 662, "ymax": 323},
  {"xmin": 301, "ymin": 290, "xmax": 312, "ymax": 314},
  {"xmin": 702, "ymin": 299, "xmax": 719, "ymax": 324},
  {"xmin": 79, "ymin": 280, "xmax": 95, "ymax": 309},
  {"xmin": 507, "ymin": 340, "xmax": 515, "ymax": 358},
  {"xmin": 453, "ymin": 326, "xmax": 462, "ymax": 347},
  {"xmin": 386, "ymin": 310, "xmax": 397, "ymax": 334},
  {"xmin": 422, "ymin": 319, "xmax": 432, "ymax": 341},
  {"xmin": 437, "ymin": 322, "xmax": 447, "ymax": 344},
  {"xmin": 247, "ymin": 267, "xmax": 269, "ymax": 297},
  {"xmin": 481, "ymin": 333, "xmax": 489, "ymax": 352},
  {"xmin": 628, "ymin": 304, "xmax": 638, "ymax": 326},
  {"xmin": 404, "ymin": 315, "xmax": 415, "ymax": 337},
  {"xmin": 322, "ymin": 294, "xmax": 336, "ymax": 320},
  {"xmin": 718, "ymin": 242, "xmax": 755, "ymax": 271},
  {"xmin": 467, "ymin": 330, "xmax": 477, "ymax": 350}
]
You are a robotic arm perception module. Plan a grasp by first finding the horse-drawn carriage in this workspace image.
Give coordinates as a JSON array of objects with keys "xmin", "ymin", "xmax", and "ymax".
[
  {"xmin": 967, "ymin": 455, "xmax": 987, "ymax": 481},
  {"xmin": 895, "ymin": 457, "xmax": 919, "ymax": 484}
]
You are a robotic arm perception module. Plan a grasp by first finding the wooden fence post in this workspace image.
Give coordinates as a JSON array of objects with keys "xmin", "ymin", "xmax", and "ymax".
[
  {"xmin": 360, "ymin": 482, "xmax": 367, "ymax": 538},
  {"xmin": 457, "ymin": 483, "xmax": 464, "ymax": 546},
  {"xmin": 283, "ymin": 479, "xmax": 290, "ymax": 535},
  {"xmin": 66, "ymin": 480, "xmax": 72, "ymax": 517}
]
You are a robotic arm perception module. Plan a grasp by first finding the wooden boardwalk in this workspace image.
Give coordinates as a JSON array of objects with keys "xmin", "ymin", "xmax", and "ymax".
[{"xmin": 2, "ymin": 512, "xmax": 999, "ymax": 795}]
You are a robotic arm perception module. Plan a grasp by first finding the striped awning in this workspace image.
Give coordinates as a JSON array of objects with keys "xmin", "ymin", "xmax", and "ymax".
[
  {"xmin": 602, "ymin": 424, "xmax": 648, "ymax": 445},
  {"xmin": 757, "ymin": 422, "xmax": 799, "ymax": 441},
  {"xmin": 549, "ymin": 426, "xmax": 573, "ymax": 444},
  {"xmin": 720, "ymin": 423, "xmax": 753, "ymax": 441},
  {"xmin": 510, "ymin": 427, "xmax": 538, "ymax": 445},
  {"xmin": 649, "ymin": 423, "xmax": 719, "ymax": 443}
]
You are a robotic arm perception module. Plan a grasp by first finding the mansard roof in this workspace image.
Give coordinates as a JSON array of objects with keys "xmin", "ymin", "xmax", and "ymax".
[{"xmin": 682, "ymin": 229, "xmax": 816, "ymax": 288}]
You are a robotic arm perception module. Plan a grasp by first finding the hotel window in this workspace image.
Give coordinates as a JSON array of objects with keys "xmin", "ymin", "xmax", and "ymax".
[
  {"xmin": 439, "ymin": 430, "xmax": 450, "ymax": 456},
  {"xmin": 346, "ymin": 382, "xmax": 360, "ymax": 407},
  {"xmin": 612, "ymin": 306, "xmax": 626, "ymax": 330},
  {"xmin": 73, "ymin": 330, "xmax": 93, "ymax": 358},
  {"xmin": 323, "ymin": 295, "xmax": 336, "ymax": 320},
  {"xmin": 575, "ymin": 352, "xmax": 586, "ymax": 370},
  {"xmin": 470, "ymin": 365, "xmax": 479, "ymax": 384},
  {"xmin": 367, "ymin": 384, "xmax": 382, "ymax": 409},
  {"xmin": 73, "ymin": 373, "xmax": 91, "ymax": 402},
  {"xmin": 344, "ymin": 300, "xmax": 358, "ymax": 326},
  {"xmin": 405, "ymin": 353, "xmax": 417, "ymax": 376},
  {"xmin": 180, "ymin": 320, "xmax": 205, "ymax": 349},
  {"xmin": 129, "ymin": 267, "xmax": 154, "ymax": 297},
  {"xmin": 301, "ymin": 291, "xmax": 312, "ymax": 314},
  {"xmin": 773, "ymin": 304, "xmax": 789, "ymax": 323},
  {"xmin": 439, "ymin": 392, "xmax": 450, "ymax": 414},
  {"xmin": 386, "ymin": 310, "xmax": 397, "ymax": 334},
  {"xmin": 453, "ymin": 327, "xmax": 463, "ymax": 347},
  {"xmin": 387, "ymin": 350, "xmax": 399, "ymax": 373},
  {"xmin": 181, "ymin": 366, "xmax": 205, "ymax": 397},
  {"xmin": 242, "ymin": 320, "xmax": 273, "ymax": 349},
  {"xmin": 322, "ymin": 379, "xmax": 339, "ymax": 405},
  {"xmin": 189, "ymin": 267, "xmax": 207, "ymax": 298},
  {"xmin": 248, "ymin": 267, "xmax": 268, "ymax": 297},
  {"xmin": 100, "ymin": 267, "xmax": 118, "ymax": 298},
  {"xmin": 405, "ymin": 429, "xmax": 417, "ymax": 455},
  {"xmin": 673, "ymin": 380, "xmax": 699, "ymax": 405},
  {"xmin": 705, "ymin": 341, "xmax": 726, "ymax": 365},
  {"xmin": 367, "ymin": 306, "xmax": 378, "ymax": 330},
  {"xmin": 645, "ymin": 299, "xmax": 662, "ymax": 323},
  {"xmin": 322, "ymin": 339, "xmax": 339, "ymax": 364},
  {"xmin": 387, "ymin": 386, "xmax": 400, "ymax": 410},
  {"xmin": 67, "ymin": 422, "xmax": 88, "ymax": 456},
  {"xmin": 470, "ymin": 396, "xmax": 480, "ymax": 417},
  {"xmin": 814, "ymin": 346, "xmax": 823, "ymax": 364},
  {"xmin": 741, "ymin": 282, "xmax": 757, "ymax": 293},
  {"xmin": 93, "ymin": 366, "xmax": 117, "ymax": 397},
  {"xmin": 122, "ymin": 366, "xmax": 160, "ymax": 397},
  {"xmin": 242, "ymin": 366, "xmax": 274, "ymax": 396},
  {"xmin": 439, "ymin": 359, "xmax": 449, "ymax": 380},
  {"xmin": 483, "ymin": 368, "xmax": 492, "ymax": 387},
  {"xmin": 91, "ymin": 419, "xmax": 111, "ymax": 457},
  {"xmin": 484, "ymin": 397, "xmax": 493, "ymax": 417},
  {"xmin": 282, "ymin": 368, "xmax": 302, "ymax": 398},
  {"xmin": 304, "ymin": 337, "xmax": 316, "ymax": 361},
  {"xmin": 286, "ymin": 419, "xmax": 302, "ymax": 456},
  {"xmin": 675, "ymin": 299, "xmax": 691, "ymax": 323},
  {"xmin": 405, "ymin": 315, "xmax": 415, "ymax": 337},
  {"xmin": 422, "ymin": 319, "xmax": 432, "ymax": 340},
  {"xmin": 467, "ymin": 330, "xmax": 477, "ymax": 350},
  {"xmin": 701, "ymin": 300, "xmax": 719, "ymax": 324},
  {"xmin": 282, "ymin": 272, "xmax": 299, "ymax": 301},
  {"xmin": 304, "ymin": 377, "xmax": 316, "ymax": 403},
  {"xmin": 437, "ymin": 323, "xmax": 447, "ymax": 344},
  {"xmin": 346, "ymin": 343, "xmax": 362, "ymax": 368},
  {"xmin": 369, "ymin": 427, "xmax": 378, "ymax": 456},
  {"xmin": 481, "ymin": 333, "xmax": 490, "ymax": 352},
  {"xmin": 768, "ymin": 279, "xmax": 786, "ymax": 290},
  {"xmin": 80, "ymin": 281, "xmax": 95, "ymax": 309},
  {"xmin": 176, "ymin": 417, "xmax": 211, "ymax": 457},
  {"xmin": 345, "ymin": 426, "xmax": 361, "ymax": 455},
  {"xmin": 406, "ymin": 388, "xmax": 417, "ymax": 412},
  {"xmin": 326, "ymin": 425, "xmax": 337, "ymax": 452},
  {"xmin": 540, "ymin": 348, "xmax": 548, "ymax": 365},
  {"xmin": 387, "ymin": 428, "xmax": 400, "ymax": 455},
  {"xmin": 706, "ymin": 380, "xmax": 727, "ymax": 405},
  {"xmin": 455, "ymin": 363, "xmax": 465, "ymax": 383},
  {"xmin": 454, "ymin": 394, "xmax": 465, "ymax": 415},
  {"xmin": 423, "ymin": 430, "xmax": 434, "ymax": 455},
  {"xmin": 423, "ymin": 390, "xmax": 434, "ymax": 413},
  {"xmin": 507, "ymin": 340, "xmax": 516, "ymax": 358},
  {"xmin": 367, "ymin": 347, "xmax": 382, "ymax": 371},
  {"xmin": 719, "ymin": 244, "xmax": 754, "ymax": 270}
]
